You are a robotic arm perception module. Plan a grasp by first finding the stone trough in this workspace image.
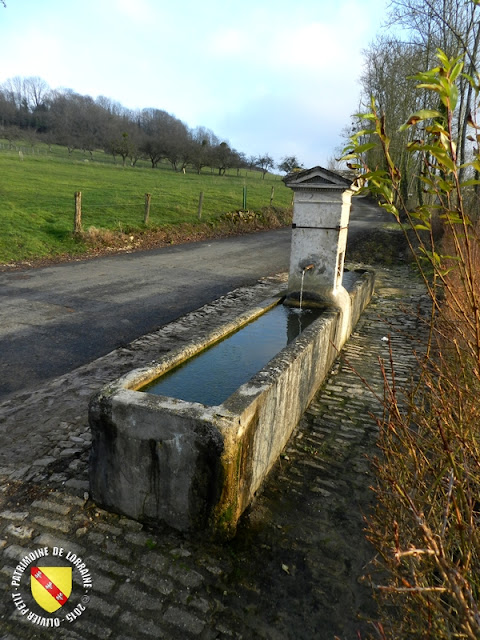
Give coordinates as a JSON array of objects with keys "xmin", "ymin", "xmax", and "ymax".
[
  {"xmin": 89, "ymin": 269, "xmax": 374, "ymax": 537},
  {"xmin": 89, "ymin": 166, "xmax": 375, "ymax": 537}
]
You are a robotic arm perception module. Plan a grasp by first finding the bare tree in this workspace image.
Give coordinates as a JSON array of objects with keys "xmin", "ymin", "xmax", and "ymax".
[
  {"xmin": 231, "ymin": 151, "xmax": 247, "ymax": 176},
  {"xmin": 2, "ymin": 76, "xmax": 26, "ymax": 110},
  {"xmin": 2, "ymin": 125, "xmax": 21, "ymax": 149},
  {"xmin": 105, "ymin": 130, "xmax": 134, "ymax": 166},
  {"xmin": 347, "ymin": 1, "xmax": 480, "ymax": 204},
  {"xmin": 189, "ymin": 126, "xmax": 218, "ymax": 174},
  {"xmin": 164, "ymin": 118, "xmax": 190, "ymax": 171},
  {"xmin": 0, "ymin": 72, "xmax": 259, "ymax": 175},
  {"xmin": 47, "ymin": 90, "xmax": 106, "ymax": 155},
  {"xmin": 139, "ymin": 108, "xmax": 186, "ymax": 168},
  {"xmin": 387, "ymin": 0, "xmax": 480, "ymax": 177},
  {"xmin": 0, "ymin": 88, "xmax": 16, "ymax": 127},
  {"xmin": 23, "ymin": 77, "xmax": 50, "ymax": 110},
  {"xmin": 358, "ymin": 36, "xmax": 430, "ymax": 205},
  {"xmin": 256, "ymin": 154, "xmax": 275, "ymax": 179},
  {"xmin": 211, "ymin": 141, "xmax": 234, "ymax": 175},
  {"xmin": 277, "ymin": 155, "xmax": 303, "ymax": 173}
]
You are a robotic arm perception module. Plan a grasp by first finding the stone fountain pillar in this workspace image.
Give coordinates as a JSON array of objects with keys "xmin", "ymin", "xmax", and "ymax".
[{"xmin": 283, "ymin": 166, "xmax": 355, "ymax": 310}]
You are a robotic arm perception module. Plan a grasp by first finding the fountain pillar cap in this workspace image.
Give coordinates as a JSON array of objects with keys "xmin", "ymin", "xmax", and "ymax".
[{"xmin": 283, "ymin": 165, "xmax": 355, "ymax": 192}]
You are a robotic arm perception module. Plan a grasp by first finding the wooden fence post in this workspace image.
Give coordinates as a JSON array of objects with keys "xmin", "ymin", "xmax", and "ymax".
[
  {"xmin": 197, "ymin": 191, "xmax": 204, "ymax": 219},
  {"xmin": 270, "ymin": 186, "xmax": 275, "ymax": 206},
  {"xmin": 74, "ymin": 191, "xmax": 82, "ymax": 233},
  {"xmin": 144, "ymin": 193, "xmax": 152, "ymax": 224}
]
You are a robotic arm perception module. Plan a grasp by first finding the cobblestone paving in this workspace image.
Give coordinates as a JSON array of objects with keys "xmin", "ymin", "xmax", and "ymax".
[{"xmin": 0, "ymin": 266, "xmax": 428, "ymax": 639}]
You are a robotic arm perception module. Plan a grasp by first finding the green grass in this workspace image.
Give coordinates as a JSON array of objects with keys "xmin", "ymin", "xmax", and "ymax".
[{"xmin": 0, "ymin": 142, "xmax": 291, "ymax": 263}]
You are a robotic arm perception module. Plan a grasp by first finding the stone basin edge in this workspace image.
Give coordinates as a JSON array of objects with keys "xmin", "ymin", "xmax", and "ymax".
[{"xmin": 89, "ymin": 268, "xmax": 375, "ymax": 537}]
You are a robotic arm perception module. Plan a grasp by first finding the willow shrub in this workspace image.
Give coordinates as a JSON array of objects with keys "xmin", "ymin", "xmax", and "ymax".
[{"xmin": 343, "ymin": 48, "xmax": 480, "ymax": 638}]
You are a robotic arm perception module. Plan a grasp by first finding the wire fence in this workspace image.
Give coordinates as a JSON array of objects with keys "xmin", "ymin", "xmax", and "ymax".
[{"xmin": 72, "ymin": 187, "xmax": 282, "ymax": 233}]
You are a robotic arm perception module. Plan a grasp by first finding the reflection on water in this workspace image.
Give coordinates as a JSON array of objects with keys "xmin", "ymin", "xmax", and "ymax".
[{"xmin": 142, "ymin": 304, "xmax": 322, "ymax": 406}]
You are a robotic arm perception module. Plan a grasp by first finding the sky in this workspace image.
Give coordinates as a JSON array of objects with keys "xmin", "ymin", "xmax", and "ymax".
[{"xmin": 0, "ymin": 0, "xmax": 389, "ymax": 168}]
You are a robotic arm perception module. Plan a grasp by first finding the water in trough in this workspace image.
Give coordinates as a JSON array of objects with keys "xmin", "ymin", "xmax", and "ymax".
[{"xmin": 141, "ymin": 304, "xmax": 322, "ymax": 406}]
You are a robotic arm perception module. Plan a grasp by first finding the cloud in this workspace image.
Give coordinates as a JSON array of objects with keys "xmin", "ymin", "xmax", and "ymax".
[
  {"xmin": 0, "ymin": 0, "xmax": 388, "ymax": 169},
  {"xmin": 210, "ymin": 27, "xmax": 245, "ymax": 55},
  {"xmin": 0, "ymin": 26, "xmax": 64, "ymax": 85},
  {"xmin": 210, "ymin": 88, "xmax": 348, "ymax": 168},
  {"xmin": 114, "ymin": 0, "xmax": 152, "ymax": 21},
  {"xmin": 198, "ymin": 1, "xmax": 385, "ymax": 165},
  {"xmin": 207, "ymin": 7, "xmax": 374, "ymax": 75}
]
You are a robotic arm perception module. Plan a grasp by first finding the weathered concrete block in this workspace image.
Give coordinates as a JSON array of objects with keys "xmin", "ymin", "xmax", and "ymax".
[
  {"xmin": 89, "ymin": 393, "xmax": 225, "ymax": 531},
  {"xmin": 89, "ymin": 269, "xmax": 374, "ymax": 537}
]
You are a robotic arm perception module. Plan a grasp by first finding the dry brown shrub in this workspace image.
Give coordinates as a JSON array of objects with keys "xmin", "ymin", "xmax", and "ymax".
[
  {"xmin": 366, "ymin": 219, "xmax": 480, "ymax": 639},
  {"xmin": 345, "ymin": 52, "xmax": 480, "ymax": 640}
]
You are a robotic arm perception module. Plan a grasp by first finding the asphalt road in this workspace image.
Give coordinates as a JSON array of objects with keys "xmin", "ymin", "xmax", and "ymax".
[
  {"xmin": 0, "ymin": 198, "xmax": 386, "ymax": 402},
  {"xmin": 0, "ymin": 229, "xmax": 293, "ymax": 401}
]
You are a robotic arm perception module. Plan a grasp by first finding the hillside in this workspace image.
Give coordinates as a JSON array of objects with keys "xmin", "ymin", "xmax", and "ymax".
[{"xmin": 0, "ymin": 142, "xmax": 292, "ymax": 267}]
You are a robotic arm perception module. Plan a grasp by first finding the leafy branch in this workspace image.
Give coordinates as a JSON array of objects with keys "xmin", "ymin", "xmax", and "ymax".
[{"xmin": 343, "ymin": 45, "xmax": 480, "ymax": 638}]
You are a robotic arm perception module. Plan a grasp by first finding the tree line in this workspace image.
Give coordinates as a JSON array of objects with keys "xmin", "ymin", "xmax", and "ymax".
[
  {"xmin": 0, "ymin": 76, "xmax": 303, "ymax": 178},
  {"xmin": 347, "ymin": 0, "xmax": 480, "ymax": 207}
]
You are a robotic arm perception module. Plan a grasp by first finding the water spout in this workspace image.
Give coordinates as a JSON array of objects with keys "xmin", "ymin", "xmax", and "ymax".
[{"xmin": 299, "ymin": 264, "xmax": 315, "ymax": 310}]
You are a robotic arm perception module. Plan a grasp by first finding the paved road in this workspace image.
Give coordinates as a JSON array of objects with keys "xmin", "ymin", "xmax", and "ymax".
[
  {"xmin": 0, "ymin": 199, "xmax": 386, "ymax": 402},
  {"xmin": 0, "ymin": 230, "xmax": 292, "ymax": 402}
]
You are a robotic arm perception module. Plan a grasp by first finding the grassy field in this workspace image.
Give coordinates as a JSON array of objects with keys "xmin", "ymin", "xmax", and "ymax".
[{"xmin": 0, "ymin": 141, "xmax": 292, "ymax": 263}]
